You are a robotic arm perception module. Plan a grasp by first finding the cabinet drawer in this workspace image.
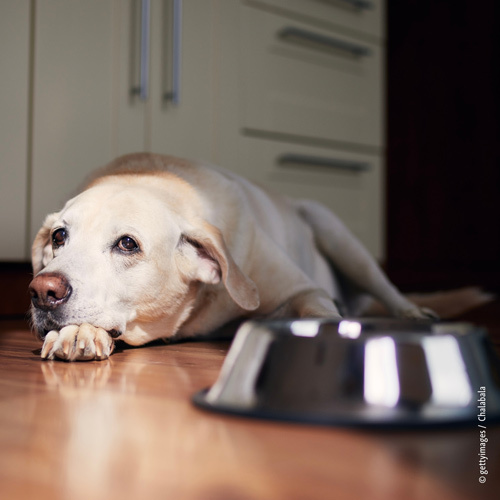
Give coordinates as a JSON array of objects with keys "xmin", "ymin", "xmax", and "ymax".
[
  {"xmin": 232, "ymin": 136, "xmax": 384, "ymax": 258},
  {"xmin": 240, "ymin": 5, "xmax": 383, "ymax": 148},
  {"xmin": 244, "ymin": 0, "xmax": 384, "ymax": 40}
]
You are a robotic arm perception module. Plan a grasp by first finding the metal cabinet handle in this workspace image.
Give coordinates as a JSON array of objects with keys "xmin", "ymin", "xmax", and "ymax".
[
  {"xmin": 336, "ymin": 0, "xmax": 374, "ymax": 10},
  {"xmin": 278, "ymin": 26, "xmax": 371, "ymax": 58},
  {"xmin": 277, "ymin": 154, "xmax": 371, "ymax": 172},
  {"xmin": 131, "ymin": 0, "xmax": 150, "ymax": 101},
  {"xmin": 164, "ymin": 0, "xmax": 182, "ymax": 104}
]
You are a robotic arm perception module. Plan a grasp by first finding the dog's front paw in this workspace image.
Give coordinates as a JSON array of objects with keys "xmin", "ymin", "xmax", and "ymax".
[{"xmin": 41, "ymin": 324, "xmax": 115, "ymax": 361}]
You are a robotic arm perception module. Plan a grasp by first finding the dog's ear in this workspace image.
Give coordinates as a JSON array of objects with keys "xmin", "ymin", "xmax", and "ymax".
[
  {"xmin": 32, "ymin": 212, "xmax": 59, "ymax": 275},
  {"xmin": 178, "ymin": 221, "xmax": 260, "ymax": 311}
]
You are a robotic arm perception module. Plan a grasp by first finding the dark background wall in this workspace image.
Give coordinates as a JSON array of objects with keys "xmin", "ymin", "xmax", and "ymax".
[{"xmin": 386, "ymin": 0, "xmax": 500, "ymax": 293}]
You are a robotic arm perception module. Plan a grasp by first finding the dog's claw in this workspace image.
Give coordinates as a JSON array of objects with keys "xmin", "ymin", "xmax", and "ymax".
[
  {"xmin": 40, "ymin": 324, "xmax": 114, "ymax": 362},
  {"xmin": 95, "ymin": 340, "xmax": 103, "ymax": 358},
  {"xmin": 398, "ymin": 306, "xmax": 439, "ymax": 321},
  {"xmin": 41, "ymin": 330, "xmax": 58, "ymax": 359}
]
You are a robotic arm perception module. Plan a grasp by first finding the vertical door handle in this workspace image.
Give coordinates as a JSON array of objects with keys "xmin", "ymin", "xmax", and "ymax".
[
  {"xmin": 164, "ymin": 0, "xmax": 182, "ymax": 104},
  {"xmin": 131, "ymin": 0, "xmax": 151, "ymax": 101},
  {"xmin": 139, "ymin": 0, "xmax": 150, "ymax": 101}
]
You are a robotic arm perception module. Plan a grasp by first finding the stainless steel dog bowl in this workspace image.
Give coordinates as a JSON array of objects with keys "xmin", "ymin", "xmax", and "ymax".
[{"xmin": 193, "ymin": 319, "xmax": 500, "ymax": 427}]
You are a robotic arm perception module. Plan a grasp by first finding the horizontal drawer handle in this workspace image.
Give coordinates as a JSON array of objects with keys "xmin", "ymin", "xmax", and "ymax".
[
  {"xmin": 278, "ymin": 26, "xmax": 371, "ymax": 58},
  {"xmin": 335, "ymin": 0, "xmax": 374, "ymax": 10},
  {"xmin": 277, "ymin": 154, "xmax": 371, "ymax": 172}
]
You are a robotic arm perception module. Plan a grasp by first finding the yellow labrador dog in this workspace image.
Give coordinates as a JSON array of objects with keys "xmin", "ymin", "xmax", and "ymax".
[{"xmin": 29, "ymin": 153, "xmax": 434, "ymax": 361}]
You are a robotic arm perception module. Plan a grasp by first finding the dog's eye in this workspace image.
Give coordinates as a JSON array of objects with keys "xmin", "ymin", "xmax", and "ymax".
[
  {"xmin": 52, "ymin": 228, "xmax": 67, "ymax": 248},
  {"xmin": 117, "ymin": 236, "xmax": 139, "ymax": 253}
]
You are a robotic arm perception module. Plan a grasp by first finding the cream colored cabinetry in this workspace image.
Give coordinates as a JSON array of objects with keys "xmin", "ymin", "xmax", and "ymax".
[
  {"xmin": 214, "ymin": 0, "xmax": 386, "ymax": 258},
  {"xmin": 1, "ymin": 0, "xmax": 385, "ymax": 262},
  {"xmin": 0, "ymin": 2, "xmax": 31, "ymax": 260},
  {"xmin": 240, "ymin": 4, "xmax": 383, "ymax": 147},
  {"xmin": 1, "ymin": 0, "xmax": 215, "ymax": 259},
  {"xmin": 31, "ymin": 0, "xmax": 215, "ymax": 246},
  {"xmin": 31, "ymin": 0, "xmax": 117, "ymax": 248},
  {"xmin": 234, "ymin": 137, "xmax": 383, "ymax": 258},
  {"xmin": 115, "ymin": 0, "xmax": 214, "ymax": 160}
]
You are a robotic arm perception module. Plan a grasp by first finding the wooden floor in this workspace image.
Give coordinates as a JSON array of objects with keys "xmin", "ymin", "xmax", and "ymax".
[{"xmin": 0, "ymin": 310, "xmax": 499, "ymax": 500}]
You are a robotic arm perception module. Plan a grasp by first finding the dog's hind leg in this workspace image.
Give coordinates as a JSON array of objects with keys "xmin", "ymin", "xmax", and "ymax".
[
  {"xmin": 296, "ymin": 199, "xmax": 436, "ymax": 319},
  {"xmin": 271, "ymin": 288, "xmax": 342, "ymax": 319}
]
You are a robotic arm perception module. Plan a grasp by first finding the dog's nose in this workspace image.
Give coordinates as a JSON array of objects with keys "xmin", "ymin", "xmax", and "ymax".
[{"xmin": 29, "ymin": 272, "xmax": 72, "ymax": 311}]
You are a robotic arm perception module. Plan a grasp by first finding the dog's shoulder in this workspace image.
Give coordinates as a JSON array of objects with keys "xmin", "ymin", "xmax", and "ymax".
[
  {"xmin": 84, "ymin": 153, "xmax": 195, "ymax": 186},
  {"xmin": 83, "ymin": 153, "xmax": 294, "ymax": 227},
  {"xmin": 87, "ymin": 153, "xmax": 256, "ymax": 200}
]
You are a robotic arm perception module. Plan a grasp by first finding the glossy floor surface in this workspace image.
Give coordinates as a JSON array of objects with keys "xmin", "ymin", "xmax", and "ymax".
[{"xmin": 1, "ymin": 319, "xmax": 499, "ymax": 500}]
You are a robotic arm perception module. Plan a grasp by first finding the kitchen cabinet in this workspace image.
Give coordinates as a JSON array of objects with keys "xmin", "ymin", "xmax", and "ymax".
[
  {"xmin": 115, "ymin": 0, "xmax": 215, "ymax": 159},
  {"xmin": 239, "ymin": 4, "xmax": 383, "ymax": 148},
  {"xmin": 32, "ymin": 0, "xmax": 215, "ymax": 247},
  {"xmin": 0, "ymin": 0, "xmax": 386, "ymax": 262},
  {"xmin": 0, "ymin": 0, "xmax": 215, "ymax": 259},
  {"xmin": 214, "ymin": 0, "xmax": 386, "ymax": 258},
  {"xmin": 231, "ymin": 136, "xmax": 383, "ymax": 250},
  {"xmin": 0, "ymin": 1, "xmax": 31, "ymax": 260},
  {"xmin": 30, "ymin": 0, "xmax": 117, "ymax": 249}
]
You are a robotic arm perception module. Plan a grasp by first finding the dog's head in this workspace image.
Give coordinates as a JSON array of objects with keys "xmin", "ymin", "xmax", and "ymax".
[{"xmin": 29, "ymin": 173, "xmax": 259, "ymax": 343}]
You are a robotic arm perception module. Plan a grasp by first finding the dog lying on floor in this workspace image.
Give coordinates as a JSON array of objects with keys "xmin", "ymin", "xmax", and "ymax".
[{"xmin": 29, "ymin": 153, "xmax": 439, "ymax": 361}]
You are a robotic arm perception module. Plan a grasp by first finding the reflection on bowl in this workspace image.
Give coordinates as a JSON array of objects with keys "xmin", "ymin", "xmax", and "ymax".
[{"xmin": 193, "ymin": 319, "xmax": 500, "ymax": 427}]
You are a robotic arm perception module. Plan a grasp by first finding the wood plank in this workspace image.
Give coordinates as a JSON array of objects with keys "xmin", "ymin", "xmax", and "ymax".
[{"xmin": 0, "ymin": 320, "xmax": 498, "ymax": 499}]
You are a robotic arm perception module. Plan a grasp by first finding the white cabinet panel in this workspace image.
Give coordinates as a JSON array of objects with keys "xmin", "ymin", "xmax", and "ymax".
[
  {"xmin": 116, "ymin": 0, "xmax": 215, "ymax": 162},
  {"xmin": 30, "ymin": 0, "xmax": 116, "ymax": 243},
  {"xmin": 0, "ymin": 0, "xmax": 385, "ymax": 262},
  {"xmin": 214, "ymin": 0, "xmax": 385, "ymax": 257},
  {"xmin": 240, "ymin": 4, "xmax": 383, "ymax": 148},
  {"xmin": 233, "ymin": 136, "xmax": 384, "ymax": 258},
  {"xmin": 245, "ymin": 0, "xmax": 385, "ymax": 40},
  {"xmin": 115, "ymin": 0, "xmax": 146, "ymax": 156},
  {"xmin": 1, "ymin": 0, "xmax": 216, "ymax": 260},
  {"xmin": 0, "ymin": 2, "xmax": 30, "ymax": 260},
  {"xmin": 149, "ymin": 0, "xmax": 215, "ymax": 160}
]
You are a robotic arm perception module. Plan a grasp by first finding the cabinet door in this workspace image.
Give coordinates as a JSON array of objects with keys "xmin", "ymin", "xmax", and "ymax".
[
  {"xmin": 234, "ymin": 136, "xmax": 383, "ymax": 259},
  {"xmin": 30, "ymin": 0, "xmax": 116, "ymax": 243},
  {"xmin": 115, "ymin": 0, "xmax": 147, "ymax": 156},
  {"xmin": 149, "ymin": 0, "xmax": 215, "ymax": 161},
  {"xmin": 116, "ymin": 0, "xmax": 215, "ymax": 162},
  {"xmin": 0, "ymin": 2, "xmax": 30, "ymax": 260},
  {"xmin": 240, "ymin": 5, "xmax": 383, "ymax": 148}
]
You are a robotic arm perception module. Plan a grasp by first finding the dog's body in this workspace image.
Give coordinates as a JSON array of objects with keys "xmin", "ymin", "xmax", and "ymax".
[{"xmin": 30, "ymin": 153, "xmax": 433, "ymax": 361}]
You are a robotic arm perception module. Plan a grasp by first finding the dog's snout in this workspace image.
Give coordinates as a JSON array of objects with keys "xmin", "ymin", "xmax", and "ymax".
[{"xmin": 29, "ymin": 272, "xmax": 72, "ymax": 311}]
